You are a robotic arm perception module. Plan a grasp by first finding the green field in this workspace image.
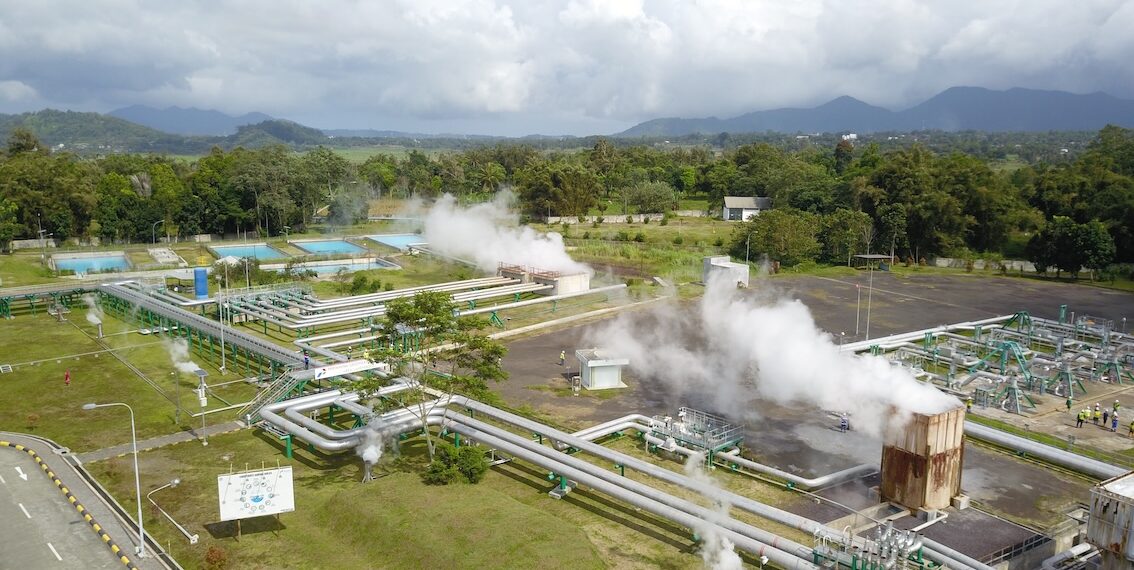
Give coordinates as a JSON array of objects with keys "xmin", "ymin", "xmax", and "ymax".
[{"xmin": 0, "ymin": 308, "xmax": 255, "ymax": 452}]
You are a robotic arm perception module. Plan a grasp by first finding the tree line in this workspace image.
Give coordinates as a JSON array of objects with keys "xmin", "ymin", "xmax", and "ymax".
[{"xmin": 1, "ymin": 125, "xmax": 1131, "ymax": 271}]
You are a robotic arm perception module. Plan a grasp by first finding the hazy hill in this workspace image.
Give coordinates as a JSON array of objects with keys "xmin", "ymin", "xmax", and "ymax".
[
  {"xmin": 618, "ymin": 87, "xmax": 1134, "ymax": 136},
  {"xmin": 109, "ymin": 105, "xmax": 273, "ymax": 136},
  {"xmin": 0, "ymin": 109, "xmax": 196, "ymax": 153},
  {"xmin": 0, "ymin": 112, "xmax": 329, "ymax": 155}
]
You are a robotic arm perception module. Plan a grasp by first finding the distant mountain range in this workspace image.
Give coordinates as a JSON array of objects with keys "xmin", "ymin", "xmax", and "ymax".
[
  {"xmin": 618, "ymin": 87, "xmax": 1134, "ymax": 137},
  {"xmin": 108, "ymin": 105, "xmax": 273, "ymax": 136},
  {"xmin": 0, "ymin": 110, "xmax": 328, "ymax": 154}
]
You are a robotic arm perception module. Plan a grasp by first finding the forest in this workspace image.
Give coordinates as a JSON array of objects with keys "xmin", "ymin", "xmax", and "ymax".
[{"xmin": 1, "ymin": 125, "xmax": 1131, "ymax": 274}]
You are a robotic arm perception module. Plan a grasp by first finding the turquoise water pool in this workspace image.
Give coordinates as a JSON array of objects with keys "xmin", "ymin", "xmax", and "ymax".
[
  {"xmin": 53, "ymin": 255, "xmax": 130, "ymax": 274},
  {"xmin": 285, "ymin": 259, "xmax": 399, "ymax": 275},
  {"xmin": 210, "ymin": 244, "xmax": 288, "ymax": 260},
  {"xmin": 367, "ymin": 234, "xmax": 427, "ymax": 251},
  {"xmin": 292, "ymin": 240, "xmax": 367, "ymax": 255}
]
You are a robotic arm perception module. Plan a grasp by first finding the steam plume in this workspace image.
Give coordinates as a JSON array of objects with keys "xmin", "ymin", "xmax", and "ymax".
[
  {"xmin": 82, "ymin": 294, "xmax": 103, "ymax": 325},
  {"xmin": 683, "ymin": 453, "xmax": 742, "ymax": 570},
  {"xmin": 587, "ymin": 273, "xmax": 958, "ymax": 438},
  {"xmin": 421, "ymin": 192, "xmax": 591, "ymax": 275},
  {"xmin": 165, "ymin": 338, "xmax": 202, "ymax": 375}
]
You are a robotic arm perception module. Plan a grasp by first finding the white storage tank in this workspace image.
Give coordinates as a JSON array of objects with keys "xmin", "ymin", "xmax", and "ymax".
[
  {"xmin": 575, "ymin": 349, "xmax": 629, "ymax": 390},
  {"xmin": 1087, "ymin": 471, "xmax": 1134, "ymax": 569}
]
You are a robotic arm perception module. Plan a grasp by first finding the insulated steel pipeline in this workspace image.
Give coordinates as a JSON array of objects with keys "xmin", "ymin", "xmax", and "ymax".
[
  {"xmin": 963, "ymin": 421, "xmax": 1125, "ymax": 479},
  {"xmin": 260, "ymin": 391, "xmax": 986, "ymax": 570}
]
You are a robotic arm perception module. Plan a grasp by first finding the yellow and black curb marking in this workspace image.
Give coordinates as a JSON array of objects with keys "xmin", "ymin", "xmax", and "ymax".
[{"xmin": 1, "ymin": 441, "xmax": 139, "ymax": 569}]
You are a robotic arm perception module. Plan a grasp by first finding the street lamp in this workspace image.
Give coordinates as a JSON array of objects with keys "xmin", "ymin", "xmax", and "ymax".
[
  {"xmin": 82, "ymin": 402, "xmax": 146, "ymax": 557},
  {"xmin": 147, "ymin": 478, "xmax": 198, "ymax": 544},
  {"xmin": 194, "ymin": 370, "xmax": 209, "ymax": 446},
  {"xmin": 37, "ymin": 229, "xmax": 53, "ymax": 266},
  {"xmin": 151, "ymin": 220, "xmax": 165, "ymax": 245},
  {"xmin": 745, "ymin": 232, "xmax": 752, "ymax": 265}
]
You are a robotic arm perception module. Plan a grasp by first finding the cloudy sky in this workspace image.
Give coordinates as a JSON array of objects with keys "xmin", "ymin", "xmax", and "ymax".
[{"xmin": 0, "ymin": 0, "xmax": 1131, "ymax": 136}]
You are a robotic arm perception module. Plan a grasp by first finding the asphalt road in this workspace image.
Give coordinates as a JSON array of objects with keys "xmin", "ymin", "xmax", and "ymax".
[{"xmin": 0, "ymin": 448, "xmax": 121, "ymax": 570}]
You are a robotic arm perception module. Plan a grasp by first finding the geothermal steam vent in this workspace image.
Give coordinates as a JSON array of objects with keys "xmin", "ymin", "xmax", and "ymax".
[{"xmin": 880, "ymin": 406, "xmax": 965, "ymax": 511}]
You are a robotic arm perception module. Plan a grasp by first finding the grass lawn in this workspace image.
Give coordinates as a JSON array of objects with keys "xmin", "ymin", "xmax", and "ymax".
[
  {"xmin": 85, "ymin": 428, "xmax": 719, "ymax": 570},
  {"xmin": 0, "ymin": 308, "xmax": 258, "ymax": 452},
  {"xmin": 0, "ymin": 251, "xmax": 58, "ymax": 287}
]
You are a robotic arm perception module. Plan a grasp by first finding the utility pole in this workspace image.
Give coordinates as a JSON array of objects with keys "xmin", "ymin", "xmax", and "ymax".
[{"xmin": 865, "ymin": 264, "xmax": 874, "ymax": 340}]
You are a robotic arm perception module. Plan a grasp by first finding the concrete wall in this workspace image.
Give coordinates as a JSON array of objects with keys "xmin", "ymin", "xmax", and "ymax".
[
  {"xmin": 702, "ymin": 256, "xmax": 750, "ymax": 287},
  {"xmin": 932, "ymin": 257, "xmax": 1037, "ymax": 273},
  {"xmin": 9, "ymin": 238, "xmax": 56, "ymax": 251},
  {"xmin": 546, "ymin": 214, "xmax": 664, "ymax": 224}
]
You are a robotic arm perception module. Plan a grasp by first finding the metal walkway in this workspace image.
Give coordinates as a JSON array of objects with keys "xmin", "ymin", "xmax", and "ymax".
[{"xmin": 101, "ymin": 283, "xmax": 303, "ymax": 367}]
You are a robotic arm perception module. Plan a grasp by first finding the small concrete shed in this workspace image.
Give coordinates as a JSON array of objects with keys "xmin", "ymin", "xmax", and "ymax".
[{"xmin": 575, "ymin": 349, "xmax": 629, "ymax": 390}]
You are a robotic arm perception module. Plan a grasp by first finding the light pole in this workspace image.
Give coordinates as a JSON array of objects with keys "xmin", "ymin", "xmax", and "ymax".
[
  {"xmin": 195, "ymin": 370, "xmax": 209, "ymax": 446},
  {"xmin": 37, "ymin": 229, "xmax": 52, "ymax": 266},
  {"xmin": 82, "ymin": 402, "xmax": 146, "ymax": 557},
  {"xmin": 282, "ymin": 225, "xmax": 290, "ymax": 244},
  {"xmin": 172, "ymin": 371, "xmax": 180, "ymax": 424},
  {"xmin": 865, "ymin": 263, "xmax": 874, "ymax": 341},
  {"xmin": 150, "ymin": 219, "xmax": 164, "ymax": 244},
  {"xmin": 745, "ymin": 232, "xmax": 752, "ymax": 265},
  {"xmin": 147, "ymin": 478, "xmax": 198, "ymax": 544},
  {"xmin": 855, "ymin": 283, "xmax": 861, "ymax": 336}
]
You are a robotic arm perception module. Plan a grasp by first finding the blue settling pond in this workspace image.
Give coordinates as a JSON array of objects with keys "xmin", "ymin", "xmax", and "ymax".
[
  {"xmin": 286, "ymin": 258, "xmax": 399, "ymax": 275},
  {"xmin": 210, "ymin": 244, "xmax": 288, "ymax": 260},
  {"xmin": 53, "ymin": 255, "xmax": 130, "ymax": 274},
  {"xmin": 292, "ymin": 240, "xmax": 367, "ymax": 255},
  {"xmin": 367, "ymin": 234, "xmax": 427, "ymax": 251}
]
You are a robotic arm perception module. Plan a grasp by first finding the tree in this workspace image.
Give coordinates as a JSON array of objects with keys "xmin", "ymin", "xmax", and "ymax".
[
  {"xmin": 1026, "ymin": 217, "xmax": 1115, "ymax": 279},
  {"xmin": 626, "ymin": 181, "xmax": 675, "ymax": 214},
  {"xmin": 0, "ymin": 200, "xmax": 20, "ymax": 252},
  {"xmin": 352, "ymin": 291, "xmax": 506, "ymax": 461},
  {"xmin": 730, "ymin": 209, "xmax": 820, "ymax": 267},
  {"xmin": 820, "ymin": 208, "xmax": 873, "ymax": 265},
  {"xmin": 6, "ymin": 128, "xmax": 43, "ymax": 156},
  {"xmin": 834, "ymin": 139, "xmax": 854, "ymax": 175}
]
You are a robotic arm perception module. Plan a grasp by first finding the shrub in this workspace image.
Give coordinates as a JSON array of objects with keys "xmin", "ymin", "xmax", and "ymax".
[
  {"xmin": 596, "ymin": 216, "xmax": 604, "ymax": 224},
  {"xmin": 659, "ymin": 216, "xmax": 669, "ymax": 226},
  {"xmin": 422, "ymin": 442, "xmax": 488, "ymax": 485},
  {"xmin": 615, "ymin": 230, "xmax": 630, "ymax": 242},
  {"xmin": 582, "ymin": 231, "xmax": 590, "ymax": 239},
  {"xmin": 625, "ymin": 215, "xmax": 633, "ymax": 224},
  {"xmin": 713, "ymin": 237, "xmax": 724, "ymax": 247},
  {"xmin": 633, "ymin": 232, "xmax": 646, "ymax": 243},
  {"xmin": 643, "ymin": 216, "xmax": 650, "ymax": 224},
  {"xmin": 456, "ymin": 447, "xmax": 489, "ymax": 483},
  {"xmin": 672, "ymin": 235, "xmax": 684, "ymax": 245},
  {"xmin": 384, "ymin": 282, "xmax": 395, "ymax": 291},
  {"xmin": 25, "ymin": 413, "xmax": 40, "ymax": 430},
  {"xmin": 349, "ymin": 273, "xmax": 370, "ymax": 294}
]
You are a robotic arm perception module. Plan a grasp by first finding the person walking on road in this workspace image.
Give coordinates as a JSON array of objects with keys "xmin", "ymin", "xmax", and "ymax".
[
  {"xmin": 1113, "ymin": 413, "xmax": 1120, "ymax": 432},
  {"xmin": 1094, "ymin": 404, "xmax": 1102, "ymax": 425},
  {"xmin": 1066, "ymin": 396, "xmax": 1073, "ymax": 413},
  {"xmin": 966, "ymin": 397, "xmax": 973, "ymax": 413},
  {"xmin": 1076, "ymin": 409, "xmax": 1086, "ymax": 428},
  {"xmin": 64, "ymin": 369, "xmax": 70, "ymax": 387},
  {"xmin": 1115, "ymin": 400, "xmax": 1122, "ymax": 414},
  {"xmin": 559, "ymin": 350, "xmax": 566, "ymax": 366},
  {"xmin": 839, "ymin": 414, "xmax": 850, "ymax": 433},
  {"xmin": 1104, "ymin": 409, "xmax": 1110, "ymax": 427}
]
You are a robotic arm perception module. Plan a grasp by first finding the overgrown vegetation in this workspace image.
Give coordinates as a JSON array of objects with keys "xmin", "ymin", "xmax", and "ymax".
[{"xmin": 423, "ymin": 442, "xmax": 490, "ymax": 485}]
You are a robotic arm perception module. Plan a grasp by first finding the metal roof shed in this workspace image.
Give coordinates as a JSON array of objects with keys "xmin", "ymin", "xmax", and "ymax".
[{"xmin": 575, "ymin": 349, "xmax": 629, "ymax": 390}]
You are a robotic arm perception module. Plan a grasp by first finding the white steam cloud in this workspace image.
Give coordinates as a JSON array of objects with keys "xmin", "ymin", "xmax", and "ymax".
[
  {"xmin": 82, "ymin": 294, "xmax": 103, "ymax": 325},
  {"xmin": 683, "ymin": 453, "xmax": 742, "ymax": 570},
  {"xmin": 421, "ymin": 192, "xmax": 591, "ymax": 275},
  {"xmin": 165, "ymin": 338, "xmax": 202, "ymax": 375},
  {"xmin": 588, "ymin": 273, "xmax": 959, "ymax": 438}
]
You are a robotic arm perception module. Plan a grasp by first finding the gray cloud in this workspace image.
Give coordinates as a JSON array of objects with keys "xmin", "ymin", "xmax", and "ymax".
[{"xmin": 0, "ymin": 0, "xmax": 1130, "ymax": 135}]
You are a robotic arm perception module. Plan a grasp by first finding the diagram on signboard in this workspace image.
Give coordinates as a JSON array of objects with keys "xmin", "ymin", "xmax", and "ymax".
[{"xmin": 217, "ymin": 466, "xmax": 295, "ymax": 522}]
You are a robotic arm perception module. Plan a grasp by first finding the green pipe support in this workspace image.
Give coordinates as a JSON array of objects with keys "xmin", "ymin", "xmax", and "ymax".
[{"xmin": 283, "ymin": 434, "xmax": 293, "ymax": 459}]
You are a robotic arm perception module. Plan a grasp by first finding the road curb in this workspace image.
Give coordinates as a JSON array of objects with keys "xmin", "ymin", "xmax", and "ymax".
[{"xmin": 0, "ymin": 440, "xmax": 138, "ymax": 570}]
